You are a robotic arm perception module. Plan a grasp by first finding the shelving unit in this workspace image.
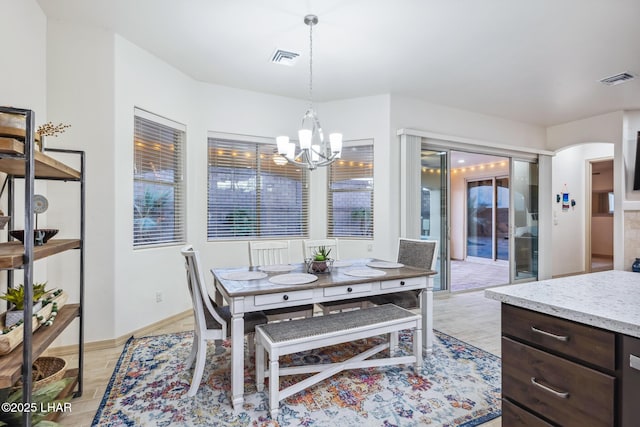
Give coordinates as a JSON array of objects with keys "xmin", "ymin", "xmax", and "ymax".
[{"xmin": 0, "ymin": 107, "xmax": 84, "ymax": 427}]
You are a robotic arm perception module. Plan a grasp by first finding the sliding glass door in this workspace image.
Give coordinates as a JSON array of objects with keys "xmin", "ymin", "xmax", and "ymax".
[
  {"xmin": 420, "ymin": 150, "xmax": 447, "ymax": 291},
  {"xmin": 511, "ymin": 160, "xmax": 539, "ymax": 281},
  {"xmin": 466, "ymin": 177, "xmax": 509, "ymax": 261}
]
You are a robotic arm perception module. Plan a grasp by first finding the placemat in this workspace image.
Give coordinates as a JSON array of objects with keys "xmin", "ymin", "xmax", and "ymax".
[
  {"xmin": 343, "ymin": 268, "xmax": 387, "ymax": 277},
  {"xmin": 258, "ymin": 264, "xmax": 297, "ymax": 273},
  {"xmin": 220, "ymin": 271, "xmax": 268, "ymax": 281},
  {"xmin": 366, "ymin": 261, "xmax": 405, "ymax": 269}
]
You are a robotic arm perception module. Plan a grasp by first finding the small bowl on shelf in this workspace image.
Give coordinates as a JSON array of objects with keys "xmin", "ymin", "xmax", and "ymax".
[
  {"xmin": 0, "ymin": 216, "xmax": 10, "ymax": 230},
  {"xmin": 9, "ymin": 229, "xmax": 59, "ymax": 245}
]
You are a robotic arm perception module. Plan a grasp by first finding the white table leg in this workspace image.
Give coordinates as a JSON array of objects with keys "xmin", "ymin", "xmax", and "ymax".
[
  {"xmin": 422, "ymin": 277, "xmax": 434, "ymax": 355},
  {"xmin": 230, "ymin": 311, "xmax": 245, "ymax": 412}
]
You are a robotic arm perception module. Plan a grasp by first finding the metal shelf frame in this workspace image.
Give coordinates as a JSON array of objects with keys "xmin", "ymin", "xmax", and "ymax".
[{"xmin": 0, "ymin": 106, "xmax": 85, "ymax": 427}]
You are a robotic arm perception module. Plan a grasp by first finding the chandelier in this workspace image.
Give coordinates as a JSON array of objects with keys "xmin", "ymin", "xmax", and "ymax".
[{"xmin": 276, "ymin": 14, "xmax": 342, "ymax": 170}]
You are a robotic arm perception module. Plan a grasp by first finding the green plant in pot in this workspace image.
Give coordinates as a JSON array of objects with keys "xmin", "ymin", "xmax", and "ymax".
[
  {"xmin": 1, "ymin": 282, "xmax": 49, "ymax": 328},
  {"xmin": 311, "ymin": 246, "xmax": 332, "ymax": 273}
]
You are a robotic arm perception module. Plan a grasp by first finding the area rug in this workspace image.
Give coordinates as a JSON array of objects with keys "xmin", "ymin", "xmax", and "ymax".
[{"xmin": 93, "ymin": 330, "xmax": 501, "ymax": 426}]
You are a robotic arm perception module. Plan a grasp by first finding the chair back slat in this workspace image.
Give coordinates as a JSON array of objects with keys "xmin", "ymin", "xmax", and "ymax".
[
  {"xmin": 303, "ymin": 238, "xmax": 339, "ymax": 260},
  {"xmin": 249, "ymin": 240, "xmax": 290, "ymax": 266},
  {"xmin": 397, "ymin": 238, "xmax": 438, "ymax": 271},
  {"xmin": 182, "ymin": 245, "xmax": 227, "ymax": 334}
]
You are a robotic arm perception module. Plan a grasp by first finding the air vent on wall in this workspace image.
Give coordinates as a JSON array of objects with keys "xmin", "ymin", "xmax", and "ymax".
[
  {"xmin": 271, "ymin": 49, "xmax": 299, "ymax": 66},
  {"xmin": 599, "ymin": 72, "xmax": 635, "ymax": 86}
]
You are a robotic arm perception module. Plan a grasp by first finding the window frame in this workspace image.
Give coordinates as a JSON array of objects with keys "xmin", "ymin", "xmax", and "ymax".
[
  {"xmin": 327, "ymin": 139, "xmax": 374, "ymax": 239},
  {"xmin": 133, "ymin": 108, "xmax": 186, "ymax": 249},
  {"xmin": 207, "ymin": 132, "xmax": 310, "ymax": 241}
]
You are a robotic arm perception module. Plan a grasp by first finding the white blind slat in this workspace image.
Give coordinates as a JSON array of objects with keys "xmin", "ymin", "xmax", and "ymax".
[
  {"xmin": 133, "ymin": 114, "xmax": 185, "ymax": 247},
  {"xmin": 328, "ymin": 143, "xmax": 374, "ymax": 238},
  {"xmin": 208, "ymin": 137, "xmax": 309, "ymax": 239}
]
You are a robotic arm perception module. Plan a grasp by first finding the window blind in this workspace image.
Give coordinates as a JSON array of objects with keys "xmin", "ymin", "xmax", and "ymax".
[
  {"xmin": 207, "ymin": 136, "xmax": 309, "ymax": 239},
  {"xmin": 328, "ymin": 143, "xmax": 374, "ymax": 238},
  {"xmin": 133, "ymin": 109, "xmax": 185, "ymax": 247}
]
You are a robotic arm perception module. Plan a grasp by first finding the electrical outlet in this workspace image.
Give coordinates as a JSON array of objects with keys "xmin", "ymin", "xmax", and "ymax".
[
  {"xmin": 367, "ymin": 244, "xmax": 373, "ymax": 252},
  {"xmin": 155, "ymin": 291, "xmax": 163, "ymax": 303}
]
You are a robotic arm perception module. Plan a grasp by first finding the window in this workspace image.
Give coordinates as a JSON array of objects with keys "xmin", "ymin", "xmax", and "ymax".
[
  {"xmin": 328, "ymin": 142, "xmax": 374, "ymax": 237},
  {"xmin": 133, "ymin": 109, "xmax": 185, "ymax": 247},
  {"xmin": 207, "ymin": 135, "xmax": 309, "ymax": 239}
]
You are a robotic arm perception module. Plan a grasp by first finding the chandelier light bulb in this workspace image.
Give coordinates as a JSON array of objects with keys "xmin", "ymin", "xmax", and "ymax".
[
  {"xmin": 329, "ymin": 133, "xmax": 343, "ymax": 155},
  {"xmin": 298, "ymin": 129, "xmax": 312, "ymax": 150},
  {"xmin": 276, "ymin": 136, "xmax": 290, "ymax": 154}
]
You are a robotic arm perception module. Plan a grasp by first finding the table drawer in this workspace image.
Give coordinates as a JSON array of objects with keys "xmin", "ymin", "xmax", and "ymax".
[
  {"xmin": 502, "ymin": 337, "xmax": 615, "ymax": 427},
  {"xmin": 502, "ymin": 304, "xmax": 615, "ymax": 370},
  {"xmin": 502, "ymin": 399, "xmax": 554, "ymax": 427},
  {"xmin": 380, "ymin": 277, "xmax": 426, "ymax": 290},
  {"xmin": 254, "ymin": 289, "xmax": 314, "ymax": 306},
  {"xmin": 323, "ymin": 283, "xmax": 372, "ymax": 297}
]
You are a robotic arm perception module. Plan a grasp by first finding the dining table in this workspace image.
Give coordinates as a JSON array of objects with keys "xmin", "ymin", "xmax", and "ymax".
[{"xmin": 211, "ymin": 257, "xmax": 436, "ymax": 412}]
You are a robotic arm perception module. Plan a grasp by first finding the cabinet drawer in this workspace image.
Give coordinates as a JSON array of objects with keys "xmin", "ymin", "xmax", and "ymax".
[
  {"xmin": 324, "ymin": 283, "xmax": 372, "ymax": 297},
  {"xmin": 502, "ymin": 399, "xmax": 554, "ymax": 427},
  {"xmin": 502, "ymin": 337, "xmax": 615, "ymax": 427},
  {"xmin": 380, "ymin": 277, "xmax": 426, "ymax": 290},
  {"xmin": 502, "ymin": 304, "xmax": 615, "ymax": 370},
  {"xmin": 621, "ymin": 334, "xmax": 640, "ymax": 427},
  {"xmin": 254, "ymin": 289, "xmax": 314, "ymax": 306}
]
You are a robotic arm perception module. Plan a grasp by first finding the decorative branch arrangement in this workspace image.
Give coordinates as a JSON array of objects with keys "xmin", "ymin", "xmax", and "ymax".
[{"xmin": 37, "ymin": 121, "xmax": 71, "ymax": 137}]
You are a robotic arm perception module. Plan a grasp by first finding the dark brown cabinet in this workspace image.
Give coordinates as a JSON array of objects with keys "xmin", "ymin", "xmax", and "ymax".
[{"xmin": 501, "ymin": 304, "xmax": 639, "ymax": 426}]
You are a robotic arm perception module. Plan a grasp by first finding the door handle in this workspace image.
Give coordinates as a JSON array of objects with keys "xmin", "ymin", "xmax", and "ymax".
[{"xmin": 530, "ymin": 377, "xmax": 569, "ymax": 399}]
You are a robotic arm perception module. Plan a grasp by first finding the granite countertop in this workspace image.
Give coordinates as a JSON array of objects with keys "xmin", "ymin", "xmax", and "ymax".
[{"xmin": 485, "ymin": 270, "xmax": 640, "ymax": 338}]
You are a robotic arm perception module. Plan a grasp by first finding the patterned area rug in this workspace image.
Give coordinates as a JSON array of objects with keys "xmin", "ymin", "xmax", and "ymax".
[{"xmin": 93, "ymin": 330, "xmax": 501, "ymax": 426}]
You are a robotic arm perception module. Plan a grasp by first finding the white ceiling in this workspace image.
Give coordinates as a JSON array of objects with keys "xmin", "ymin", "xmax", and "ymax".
[{"xmin": 37, "ymin": 0, "xmax": 640, "ymax": 127}]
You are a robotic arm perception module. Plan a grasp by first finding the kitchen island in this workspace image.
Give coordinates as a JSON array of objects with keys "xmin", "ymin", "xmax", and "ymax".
[{"xmin": 486, "ymin": 270, "xmax": 640, "ymax": 426}]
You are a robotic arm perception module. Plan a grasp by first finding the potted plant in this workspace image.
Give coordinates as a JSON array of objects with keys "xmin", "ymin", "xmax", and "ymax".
[
  {"xmin": 309, "ymin": 246, "xmax": 332, "ymax": 273},
  {"xmin": 1, "ymin": 282, "xmax": 49, "ymax": 327}
]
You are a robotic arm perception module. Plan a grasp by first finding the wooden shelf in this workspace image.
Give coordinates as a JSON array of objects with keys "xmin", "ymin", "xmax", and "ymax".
[
  {"xmin": 0, "ymin": 304, "xmax": 80, "ymax": 388},
  {"xmin": 0, "ymin": 137, "xmax": 80, "ymax": 180},
  {"xmin": 0, "ymin": 240, "xmax": 81, "ymax": 269}
]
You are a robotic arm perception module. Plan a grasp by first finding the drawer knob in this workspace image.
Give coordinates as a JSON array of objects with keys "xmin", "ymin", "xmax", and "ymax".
[
  {"xmin": 400, "ymin": 281, "xmax": 405, "ymax": 286},
  {"xmin": 530, "ymin": 377, "xmax": 569, "ymax": 399},
  {"xmin": 347, "ymin": 287, "xmax": 352, "ymax": 293},
  {"xmin": 531, "ymin": 326, "xmax": 569, "ymax": 342},
  {"xmin": 283, "ymin": 295, "xmax": 289, "ymax": 301}
]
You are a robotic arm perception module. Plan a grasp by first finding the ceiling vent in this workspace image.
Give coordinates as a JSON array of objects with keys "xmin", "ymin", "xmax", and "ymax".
[
  {"xmin": 271, "ymin": 49, "xmax": 299, "ymax": 66},
  {"xmin": 599, "ymin": 72, "xmax": 635, "ymax": 86}
]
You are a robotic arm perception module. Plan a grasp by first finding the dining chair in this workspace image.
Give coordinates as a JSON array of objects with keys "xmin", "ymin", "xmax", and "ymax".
[
  {"xmin": 249, "ymin": 240, "xmax": 290, "ymax": 266},
  {"xmin": 248, "ymin": 240, "xmax": 314, "ymax": 321},
  {"xmin": 304, "ymin": 238, "xmax": 368, "ymax": 315},
  {"xmin": 369, "ymin": 238, "xmax": 438, "ymax": 309},
  {"xmin": 181, "ymin": 245, "xmax": 268, "ymax": 397}
]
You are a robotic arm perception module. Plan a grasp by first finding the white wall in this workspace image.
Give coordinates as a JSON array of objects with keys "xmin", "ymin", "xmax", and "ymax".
[
  {"xmin": 0, "ymin": 0, "xmax": 49, "ymax": 308},
  {"xmin": 551, "ymin": 143, "xmax": 614, "ymax": 276},
  {"xmin": 390, "ymin": 95, "xmax": 547, "ymax": 149},
  {"xmin": 45, "ymin": 20, "xmax": 116, "ymax": 344},
  {"xmin": 1, "ymin": 0, "xmax": 46, "ymax": 115}
]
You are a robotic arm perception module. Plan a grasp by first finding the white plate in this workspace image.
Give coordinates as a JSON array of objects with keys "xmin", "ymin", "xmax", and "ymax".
[
  {"xmin": 366, "ymin": 261, "xmax": 404, "ymax": 269},
  {"xmin": 332, "ymin": 260, "xmax": 354, "ymax": 268},
  {"xmin": 220, "ymin": 271, "xmax": 268, "ymax": 281},
  {"xmin": 269, "ymin": 273, "xmax": 318, "ymax": 285},
  {"xmin": 258, "ymin": 264, "xmax": 296, "ymax": 273},
  {"xmin": 343, "ymin": 268, "xmax": 387, "ymax": 277}
]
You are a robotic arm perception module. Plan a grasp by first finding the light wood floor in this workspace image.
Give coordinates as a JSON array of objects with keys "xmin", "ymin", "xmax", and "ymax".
[{"xmin": 56, "ymin": 290, "xmax": 502, "ymax": 426}]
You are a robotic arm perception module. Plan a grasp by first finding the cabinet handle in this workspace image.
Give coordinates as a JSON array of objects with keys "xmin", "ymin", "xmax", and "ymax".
[
  {"xmin": 631, "ymin": 354, "xmax": 640, "ymax": 371},
  {"xmin": 347, "ymin": 287, "xmax": 352, "ymax": 293},
  {"xmin": 283, "ymin": 295, "xmax": 289, "ymax": 301},
  {"xmin": 530, "ymin": 326, "xmax": 569, "ymax": 342},
  {"xmin": 400, "ymin": 281, "xmax": 405, "ymax": 286},
  {"xmin": 530, "ymin": 377, "xmax": 569, "ymax": 399}
]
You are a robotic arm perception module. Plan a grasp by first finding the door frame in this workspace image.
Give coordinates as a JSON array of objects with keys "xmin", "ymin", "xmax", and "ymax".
[{"xmin": 585, "ymin": 157, "xmax": 614, "ymax": 273}]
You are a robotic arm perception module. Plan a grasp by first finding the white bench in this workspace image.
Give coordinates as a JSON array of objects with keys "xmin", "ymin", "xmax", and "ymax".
[{"xmin": 255, "ymin": 304, "xmax": 422, "ymax": 418}]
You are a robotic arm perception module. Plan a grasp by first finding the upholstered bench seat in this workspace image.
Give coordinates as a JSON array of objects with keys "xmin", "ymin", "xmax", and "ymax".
[{"xmin": 255, "ymin": 304, "xmax": 422, "ymax": 418}]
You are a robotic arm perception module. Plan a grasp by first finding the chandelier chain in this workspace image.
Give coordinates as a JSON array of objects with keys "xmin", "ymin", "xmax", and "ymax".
[{"xmin": 308, "ymin": 20, "xmax": 314, "ymax": 110}]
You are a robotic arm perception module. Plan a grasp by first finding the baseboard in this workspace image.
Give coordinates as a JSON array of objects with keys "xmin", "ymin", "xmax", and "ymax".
[{"xmin": 46, "ymin": 310, "xmax": 193, "ymax": 356}]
